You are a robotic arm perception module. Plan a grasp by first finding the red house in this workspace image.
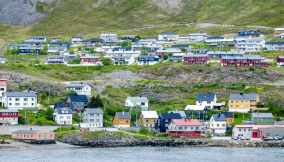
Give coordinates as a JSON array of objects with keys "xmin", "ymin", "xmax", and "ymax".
[
  {"xmin": 0, "ymin": 110, "xmax": 19, "ymax": 125},
  {"xmin": 80, "ymin": 54, "xmax": 102, "ymax": 65},
  {"xmin": 168, "ymin": 119, "xmax": 204, "ymax": 138},
  {"xmin": 277, "ymin": 56, "xmax": 284, "ymax": 66},
  {"xmin": 221, "ymin": 55, "xmax": 267, "ymax": 67},
  {"xmin": 183, "ymin": 54, "xmax": 208, "ymax": 64}
]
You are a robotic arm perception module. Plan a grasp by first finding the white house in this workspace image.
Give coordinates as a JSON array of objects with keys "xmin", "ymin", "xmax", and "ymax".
[
  {"xmin": 185, "ymin": 105, "xmax": 206, "ymax": 111},
  {"xmin": 232, "ymin": 125, "xmax": 253, "ymax": 140},
  {"xmin": 65, "ymin": 82, "xmax": 93, "ymax": 97},
  {"xmin": 158, "ymin": 32, "xmax": 179, "ymax": 41},
  {"xmin": 234, "ymin": 37, "xmax": 265, "ymax": 53},
  {"xmin": 80, "ymin": 108, "xmax": 104, "ymax": 128},
  {"xmin": 209, "ymin": 114, "xmax": 227, "ymax": 136},
  {"xmin": 3, "ymin": 91, "xmax": 38, "ymax": 110},
  {"xmin": 195, "ymin": 93, "xmax": 224, "ymax": 110},
  {"xmin": 0, "ymin": 79, "xmax": 7, "ymax": 105},
  {"xmin": 125, "ymin": 96, "xmax": 149, "ymax": 110},
  {"xmin": 188, "ymin": 33, "xmax": 208, "ymax": 42},
  {"xmin": 71, "ymin": 37, "xmax": 83, "ymax": 47},
  {"xmin": 100, "ymin": 33, "xmax": 118, "ymax": 43},
  {"xmin": 53, "ymin": 108, "xmax": 72, "ymax": 125}
]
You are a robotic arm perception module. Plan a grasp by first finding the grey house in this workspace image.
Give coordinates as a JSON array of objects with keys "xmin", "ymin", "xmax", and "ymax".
[
  {"xmin": 251, "ymin": 113, "xmax": 274, "ymax": 125},
  {"xmin": 66, "ymin": 94, "xmax": 88, "ymax": 112},
  {"xmin": 80, "ymin": 108, "xmax": 104, "ymax": 128}
]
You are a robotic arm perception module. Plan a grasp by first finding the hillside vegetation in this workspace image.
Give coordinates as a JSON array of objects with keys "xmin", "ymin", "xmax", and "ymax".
[{"xmin": 0, "ymin": 0, "xmax": 283, "ymax": 43}]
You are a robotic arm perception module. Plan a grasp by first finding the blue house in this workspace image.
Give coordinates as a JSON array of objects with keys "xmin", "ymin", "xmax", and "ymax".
[
  {"xmin": 137, "ymin": 55, "xmax": 160, "ymax": 65},
  {"xmin": 238, "ymin": 30, "xmax": 260, "ymax": 37},
  {"xmin": 66, "ymin": 94, "xmax": 88, "ymax": 112},
  {"xmin": 156, "ymin": 112, "xmax": 182, "ymax": 132},
  {"xmin": 17, "ymin": 44, "xmax": 43, "ymax": 55}
]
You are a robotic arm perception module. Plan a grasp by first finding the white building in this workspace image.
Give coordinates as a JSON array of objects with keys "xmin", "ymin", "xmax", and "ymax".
[
  {"xmin": 196, "ymin": 93, "xmax": 225, "ymax": 109},
  {"xmin": 232, "ymin": 125, "xmax": 253, "ymax": 140},
  {"xmin": 234, "ymin": 37, "xmax": 265, "ymax": 53},
  {"xmin": 65, "ymin": 82, "xmax": 93, "ymax": 97},
  {"xmin": 100, "ymin": 33, "xmax": 118, "ymax": 43},
  {"xmin": 80, "ymin": 108, "xmax": 104, "ymax": 128},
  {"xmin": 0, "ymin": 79, "xmax": 7, "ymax": 105},
  {"xmin": 209, "ymin": 114, "xmax": 227, "ymax": 136},
  {"xmin": 53, "ymin": 108, "xmax": 72, "ymax": 125},
  {"xmin": 158, "ymin": 32, "xmax": 179, "ymax": 41},
  {"xmin": 3, "ymin": 91, "xmax": 37, "ymax": 110},
  {"xmin": 71, "ymin": 37, "xmax": 83, "ymax": 47},
  {"xmin": 0, "ymin": 109, "xmax": 18, "ymax": 125},
  {"xmin": 125, "ymin": 96, "xmax": 149, "ymax": 110},
  {"xmin": 188, "ymin": 33, "xmax": 208, "ymax": 42}
]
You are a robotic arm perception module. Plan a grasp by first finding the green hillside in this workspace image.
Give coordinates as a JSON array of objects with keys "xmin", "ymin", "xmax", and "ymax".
[{"xmin": 0, "ymin": 0, "xmax": 284, "ymax": 42}]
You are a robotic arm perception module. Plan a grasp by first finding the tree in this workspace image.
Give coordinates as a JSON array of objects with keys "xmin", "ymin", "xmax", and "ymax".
[
  {"xmin": 88, "ymin": 95, "xmax": 104, "ymax": 108},
  {"xmin": 102, "ymin": 58, "xmax": 112, "ymax": 66},
  {"xmin": 120, "ymin": 41, "xmax": 132, "ymax": 49}
]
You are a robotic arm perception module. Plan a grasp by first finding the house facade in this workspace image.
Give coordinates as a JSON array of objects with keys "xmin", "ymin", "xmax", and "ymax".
[
  {"xmin": 3, "ymin": 91, "xmax": 38, "ymax": 110},
  {"xmin": 221, "ymin": 55, "xmax": 267, "ymax": 67},
  {"xmin": 168, "ymin": 119, "xmax": 204, "ymax": 138},
  {"xmin": 125, "ymin": 96, "xmax": 149, "ymax": 111},
  {"xmin": 0, "ymin": 79, "xmax": 7, "ymax": 105},
  {"xmin": 139, "ymin": 111, "xmax": 158, "ymax": 129},
  {"xmin": 277, "ymin": 56, "xmax": 284, "ymax": 66},
  {"xmin": 209, "ymin": 114, "xmax": 227, "ymax": 136},
  {"xmin": 234, "ymin": 37, "xmax": 265, "ymax": 52},
  {"xmin": 183, "ymin": 54, "xmax": 209, "ymax": 64},
  {"xmin": 158, "ymin": 32, "xmax": 179, "ymax": 41},
  {"xmin": 251, "ymin": 113, "xmax": 274, "ymax": 125},
  {"xmin": 66, "ymin": 82, "xmax": 93, "ymax": 97},
  {"xmin": 80, "ymin": 108, "xmax": 104, "ymax": 128},
  {"xmin": 196, "ymin": 93, "xmax": 218, "ymax": 109},
  {"xmin": 137, "ymin": 55, "xmax": 160, "ymax": 65},
  {"xmin": 12, "ymin": 130, "xmax": 55, "ymax": 142},
  {"xmin": 229, "ymin": 93, "xmax": 260, "ymax": 113},
  {"xmin": 0, "ymin": 109, "xmax": 18, "ymax": 125},
  {"xmin": 156, "ymin": 112, "xmax": 182, "ymax": 133},
  {"xmin": 112, "ymin": 112, "xmax": 131, "ymax": 128},
  {"xmin": 53, "ymin": 108, "xmax": 72, "ymax": 125},
  {"xmin": 66, "ymin": 94, "xmax": 88, "ymax": 112}
]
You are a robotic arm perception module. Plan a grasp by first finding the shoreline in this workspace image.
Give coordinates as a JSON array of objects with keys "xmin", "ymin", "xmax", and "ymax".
[{"xmin": 1, "ymin": 139, "xmax": 284, "ymax": 150}]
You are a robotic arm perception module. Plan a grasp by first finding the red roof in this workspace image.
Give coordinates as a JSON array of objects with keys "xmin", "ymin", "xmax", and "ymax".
[
  {"xmin": 0, "ymin": 80, "xmax": 7, "ymax": 86},
  {"xmin": 172, "ymin": 119, "xmax": 203, "ymax": 126}
]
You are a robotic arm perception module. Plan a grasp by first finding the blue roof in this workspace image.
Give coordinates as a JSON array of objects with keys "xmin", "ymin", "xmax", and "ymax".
[
  {"xmin": 229, "ymin": 93, "xmax": 257, "ymax": 100},
  {"xmin": 266, "ymin": 42, "xmax": 284, "ymax": 45},
  {"xmin": 160, "ymin": 32, "xmax": 177, "ymax": 35},
  {"xmin": 212, "ymin": 114, "xmax": 226, "ymax": 121},
  {"xmin": 159, "ymin": 112, "xmax": 182, "ymax": 120},
  {"xmin": 196, "ymin": 93, "xmax": 215, "ymax": 102},
  {"xmin": 68, "ymin": 94, "xmax": 88, "ymax": 103},
  {"xmin": 54, "ymin": 102, "xmax": 70, "ymax": 109},
  {"xmin": 222, "ymin": 112, "xmax": 234, "ymax": 118},
  {"xmin": 238, "ymin": 30, "xmax": 260, "ymax": 37}
]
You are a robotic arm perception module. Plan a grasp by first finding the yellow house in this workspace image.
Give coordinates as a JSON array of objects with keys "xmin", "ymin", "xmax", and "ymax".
[
  {"xmin": 229, "ymin": 93, "xmax": 260, "ymax": 113},
  {"xmin": 139, "ymin": 111, "xmax": 158, "ymax": 129},
  {"xmin": 112, "ymin": 112, "xmax": 131, "ymax": 128}
]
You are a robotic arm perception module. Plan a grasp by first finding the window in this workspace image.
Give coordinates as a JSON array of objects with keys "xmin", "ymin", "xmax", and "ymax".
[
  {"xmin": 24, "ymin": 98, "xmax": 28, "ymax": 101},
  {"xmin": 15, "ymin": 98, "xmax": 20, "ymax": 101}
]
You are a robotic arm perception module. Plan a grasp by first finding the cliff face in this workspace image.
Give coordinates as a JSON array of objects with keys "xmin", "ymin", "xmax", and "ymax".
[
  {"xmin": 0, "ymin": 0, "xmax": 56, "ymax": 25},
  {"xmin": 0, "ymin": 0, "xmax": 283, "ymax": 27}
]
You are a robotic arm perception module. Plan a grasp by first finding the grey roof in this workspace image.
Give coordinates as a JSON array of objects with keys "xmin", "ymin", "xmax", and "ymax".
[
  {"xmin": 66, "ymin": 82, "xmax": 93, "ymax": 88},
  {"xmin": 84, "ymin": 108, "xmax": 103, "ymax": 114},
  {"xmin": 55, "ymin": 108, "xmax": 72, "ymax": 114},
  {"xmin": 127, "ymin": 96, "xmax": 148, "ymax": 103},
  {"xmin": 6, "ymin": 91, "xmax": 37, "ymax": 97},
  {"xmin": 115, "ymin": 112, "xmax": 130, "ymax": 119},
  {"xmin": 212, "ymin": 114, "xmax": 226, "ymax": 121},
  {"xmin": 251, "ymin": 113, "xmax": 273, "ymax": 119},
  {"xmin": 229, "ymin": 93, "xmax": 257, "ymax": 101}
]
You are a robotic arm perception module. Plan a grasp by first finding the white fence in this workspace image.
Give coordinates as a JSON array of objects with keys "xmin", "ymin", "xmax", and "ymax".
[{"xmin": 0, "ymin": 125, "xmax": 59, "ymax": 135}]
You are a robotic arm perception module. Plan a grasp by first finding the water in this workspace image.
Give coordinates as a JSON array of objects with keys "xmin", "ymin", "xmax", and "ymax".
[{"xmin": 0, "ymin": 143, "xmax": 284, "ymax": 162}]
